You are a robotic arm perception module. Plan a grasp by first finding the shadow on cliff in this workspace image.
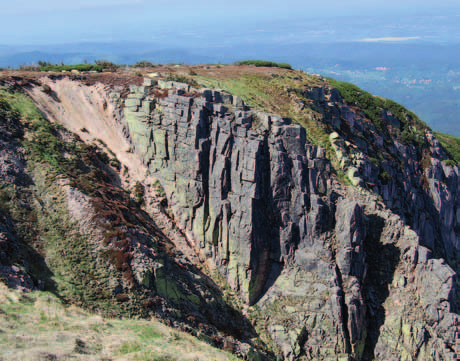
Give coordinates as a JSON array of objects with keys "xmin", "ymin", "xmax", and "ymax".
[
  {"xmin": 248, "ymin": 135, "xmax": 283, "ymax": 305},
  {"xmin": 250, "ymin": 214, "xmax": 283, "ymax": 305},
  {"xmin": 21, "ymin": 239, "xmax": 59, "ymax": 294},
  {"xmin": 362, "ymin": 214, "xmax": 400, "ymax": 360},
  {"xmin": 128, "ymin": 203, "xmax": 268, "ymax": 356},
  {"xmin": 0, "ymin": 204, "xmax": 59, "ymax": 297},
  {"xmin": 375, "ymin": 154, "xmax": 459, "ymax": 312},
  {"xmin": 384, "ymin": 178, "xmax": 460, "ymax": 312}
]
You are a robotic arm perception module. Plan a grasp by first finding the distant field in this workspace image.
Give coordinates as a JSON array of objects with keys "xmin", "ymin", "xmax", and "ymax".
[{"xmin": 0, "ymin": 38, "xmax": 458, "ymax": 136}]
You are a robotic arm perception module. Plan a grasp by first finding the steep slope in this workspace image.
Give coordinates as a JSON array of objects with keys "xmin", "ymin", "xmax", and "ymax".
[
  {"xmin": 0, "ymin": 82, "xmax": 268, "ymax": 360},
  {"xmin": 0, "ymin": 65, "xmax": 458, "ymax": 360}
]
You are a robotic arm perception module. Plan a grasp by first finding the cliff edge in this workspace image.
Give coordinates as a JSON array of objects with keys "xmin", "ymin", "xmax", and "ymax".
[{"xmin": 0, "ymin": 64, "xmax": 458, "ymax": 360}]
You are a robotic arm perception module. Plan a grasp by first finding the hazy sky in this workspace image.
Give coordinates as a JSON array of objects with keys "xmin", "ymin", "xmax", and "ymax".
[{"xmin": 1, "ymin": 0, "xmax": 459, "ymax": 44}]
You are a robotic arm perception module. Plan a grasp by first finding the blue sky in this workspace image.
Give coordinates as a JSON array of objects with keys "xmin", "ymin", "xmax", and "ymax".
[{"xmin": 1, "ymin": 0, "xmax": 459, "ymax": 44}]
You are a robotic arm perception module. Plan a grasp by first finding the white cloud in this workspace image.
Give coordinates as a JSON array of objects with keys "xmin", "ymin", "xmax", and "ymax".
[
  {"xmin": 2, "ymin": 0, "xmax": 143, "ymax": 15},
  {"xmin": 360, "ymin": 36, "xmax": 421, "ymax": 42}
]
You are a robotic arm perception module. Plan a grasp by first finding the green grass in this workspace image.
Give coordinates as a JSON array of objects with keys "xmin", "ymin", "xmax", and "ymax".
[
  {"xmin": 327, "ymin": 78, "xmax": 429, "ymax": 140},
  {"xmin": 197, "ymin": 72, "xmax": 338, "ymax": 166},
  {"xmin": 235, "ymin": 60, "xmax": 292, "ymax": 70},
  {"xmin": 0, "ymin": 283, "xmax": 240, "ymax": 361},
  {"xmin": 132, "ymin": 61, "xmax": 155, "ymax": 68},
  {"xmin": 198, "ymin": 74, "xmax": 272, "ymax": 110},
  {"xmin": 38, "ymin": 64, "xmax": 103, "ymax": 72},
  {"xmin": 434, "ymin": 132, "xmax": 460, "ymax": 165},
  {"xmin": 336, "ymin": 169, "xmax": 353, "ymax": 186},
  {"xmin": 0, "ymin": 89, "xmax": 31, "ymax": 120}
]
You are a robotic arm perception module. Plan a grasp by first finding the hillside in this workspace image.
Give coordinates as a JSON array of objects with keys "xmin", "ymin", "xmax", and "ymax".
[
  {"xmin": 0, "ymin": 64, "xmax": 458, "ymax": 360},
  {"xmin": 0, "ymin": 283, "xmax": 239, "ymax": 360}
]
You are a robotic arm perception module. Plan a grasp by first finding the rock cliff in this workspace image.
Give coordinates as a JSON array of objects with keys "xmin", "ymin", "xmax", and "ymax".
[
  {"xmin": 0, "ymin": 66, "xmax": 458, "ymax": 360},
  {"xmin": 114, "ymin": 75, "xmax": 458, "ymax": 360}
]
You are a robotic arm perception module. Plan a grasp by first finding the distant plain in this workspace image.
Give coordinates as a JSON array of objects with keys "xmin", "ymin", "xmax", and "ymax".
[{"xmin": 1, "ymin": 12, "xmax": 458, "ymax": 135}]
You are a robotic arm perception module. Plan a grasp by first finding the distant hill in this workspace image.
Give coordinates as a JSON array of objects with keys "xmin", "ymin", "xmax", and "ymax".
[{"xmin": 0, "ymin": 39, "xmax": 458, "ymax": 135}]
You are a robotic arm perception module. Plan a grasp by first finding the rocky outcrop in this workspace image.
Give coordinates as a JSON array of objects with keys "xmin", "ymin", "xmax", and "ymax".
[
  {"xmin": 113, "ymin": 79, "xmax": 459, "ymax": 360},
  {"xmin": 4, "ymin": 73, "xmax": 453, "ymax": 360},
  {"xmin": 305, "ymin": 86, "xmax": 459, "ymax": 317}
]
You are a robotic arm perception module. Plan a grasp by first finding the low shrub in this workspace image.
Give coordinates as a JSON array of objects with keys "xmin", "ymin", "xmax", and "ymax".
[
  {"xmin": 94, "ymin": 60, "xmax": 119, "ymax": 71},
  {"xmin": 133, "ymin": 181, "xmax": 144, "ymax": 206},
  {"xmin": 369, "ymin": 157, "xmax": 379, "ymax": 166},
  {"xmin": 327, "ymin": 78, "xmax": 385, "ymax": 132},
  {"xmin": 378, "ymin": 168, "xmax": 393, "ymax": 185},
  {"xmin": 236, "ymin": 60, "xmax": 292, "ymax": 69},
  {"xmin": 443, "ymin": 159, "xmax": 457, "ymax": 166},
  {"xmin": 328, "ymin": 78, "xmax": 429, "ymax": 140},
  {"xmin": 38, "ymin": 64, "xmax": 103, "ymax": 72},
  {"xmin": 132, "ymin": 61, "xmax": 155, "ymax": 68}
]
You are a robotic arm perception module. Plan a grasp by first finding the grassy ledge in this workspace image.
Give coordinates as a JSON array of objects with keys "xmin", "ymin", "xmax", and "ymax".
[
  {"xmin": 434, "ymin": 131, "xmax": 460, "ymax": 165},
  {"xmin": 327, "ymin": 78, "xmax": 429, "ymax": 140}
]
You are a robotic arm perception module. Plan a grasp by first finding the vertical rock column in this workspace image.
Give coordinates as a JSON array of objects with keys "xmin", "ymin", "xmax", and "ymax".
[{"xmin": 335, "ymin": 199, "xmax": 367, "ymax": 359}]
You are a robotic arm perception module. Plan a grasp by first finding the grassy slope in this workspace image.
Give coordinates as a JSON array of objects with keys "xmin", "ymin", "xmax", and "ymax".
[
  {"xmin": 434, "ymin": 131, "xmax": 460, "ymax": 165},
  {"xmin": 192, "ymin": 68, "xmax": 335, "ymax": 158},
  {"xmin": 0, "ymin": 283, "xmax": 238, "ymax": 361},
  {"xmin": 327, "ymin": 78, "xmax": 429, "ymax": 141},
  {"xmin": 328, "ymin": 78, "xmax": 460, "ymax": 165},
  {"xmin": 179, "ymin": 65, "xmax": 458, "ymax": 186},
  {"xmin": 0, "ymin": 87, "xmax": 139, "ymax": 315}
]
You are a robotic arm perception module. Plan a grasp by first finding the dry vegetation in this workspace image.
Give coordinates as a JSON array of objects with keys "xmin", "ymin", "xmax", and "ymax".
[{"xmin": 0, "ymin": 283, "xmax": 239, "ymax": 361}]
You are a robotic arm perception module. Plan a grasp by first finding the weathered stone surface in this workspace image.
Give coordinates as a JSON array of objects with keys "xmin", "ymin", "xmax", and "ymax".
[
  {"xmin": 381, "ymin": 109, "xmax": 401, "ymax": 129},
  {"xmin": 10, "ymin": 72, "xmax": 457, "ymax": 360},
  {"xmin": 120, "ymin": 81, "xmax": 459, "ymax": 360},
  {"xmin": 143, "ymin": 77, "xmax": 157, "ymax": 86},
  {"xmin": 304, "ymin": 86, "xmax": 459, "ymax": 311},
  {"xmin": 335, "ymin": 200, "xmax": 367, "ymax": 358}
]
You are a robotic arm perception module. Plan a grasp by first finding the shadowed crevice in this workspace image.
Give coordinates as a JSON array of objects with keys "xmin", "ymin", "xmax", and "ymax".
[{"xmin": 362, "ymin": 214, "xmax": 400, "ymax": 360}]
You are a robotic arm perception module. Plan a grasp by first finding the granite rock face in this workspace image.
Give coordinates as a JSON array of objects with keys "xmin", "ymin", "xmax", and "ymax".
[
  {"xmin": 113, "ymin": 80, "xmax": 458, "ymax": 360},
  {"xmin": 305, "ymin": 86, "xmax": 459, "ymax": 270},
  {"xmin": 305, "ymin": 86, "xmax": 459, "ymax": 313}
]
